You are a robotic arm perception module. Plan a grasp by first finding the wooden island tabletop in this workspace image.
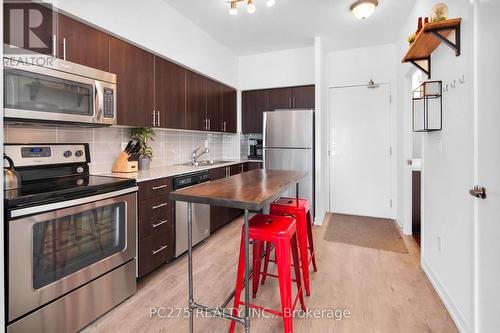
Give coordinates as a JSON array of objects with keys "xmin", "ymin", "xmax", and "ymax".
[{"xmin": 169, "ymin": 169, "xmax": 306, "ymax": 211}]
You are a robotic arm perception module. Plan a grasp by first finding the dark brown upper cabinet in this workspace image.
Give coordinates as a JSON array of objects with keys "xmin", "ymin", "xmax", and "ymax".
[
  {"xmin": 269, "ymin": 87, "xmax": 293, "ymax": 110},
  {"xmin": 186, "ymin": 71, "xmax": 207, "ymax": 131},
  {"xmin": 57, "ymin": 14, "xmax": 109, "ymax": 71},
  {"xmin": 206, "ymin": 79, "xmax": 223, "ymax": 132},
  {"xmin": 109, "ymin": 37, "xmax": 154, "ymax": 127},
  {"xmin": 242, "ymin": 89, "xmax": 269, "ymax": 134},
  {"xmin": 223, "ymin": 85, "xmax": 237, "ymax": 133},
  {"xmin": 269, "ymin": 85, "xmax": 315, "ymax": 110},
  {"xmin": 292, "ymin": 85, "xmax": 315, "ymax": 108},
  {"xmin": 155, "ymin": 57, "xmax": 186, "ymax": 129}
]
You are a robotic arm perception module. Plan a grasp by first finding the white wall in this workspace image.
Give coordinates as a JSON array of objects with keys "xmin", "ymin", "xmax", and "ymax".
[
  {"xmin": 325, "ymin": 43, "xmax": 398, "ymax": 87},
  {"xmin": 238, "ymin": 47, "xmax": 314, "ymax": 90},
  {"xmin": 51, "ymin": 0, "xmax": 238, "ymax": 87},
  {"xmin": 397, "ymin": 1, "xmax": 474, "ymax": 332},
  {"xmin": 324, "ymin": 43, "xmax": 399, "ymax": 221}
]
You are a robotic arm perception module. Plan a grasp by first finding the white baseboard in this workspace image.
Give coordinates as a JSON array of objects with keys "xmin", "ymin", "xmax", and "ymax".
[{"xmin": 421, "ymin": 258, "xmax": 471, "ymax": 333}]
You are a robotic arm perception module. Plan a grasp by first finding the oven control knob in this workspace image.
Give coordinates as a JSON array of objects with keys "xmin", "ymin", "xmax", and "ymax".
[
  {"xmin": 63, "ymin": 150, "xmax": 72, "ymax": 158},
  {"xmin": 75, "ymin": 150, "xmax": 84, "ymax": 157}
]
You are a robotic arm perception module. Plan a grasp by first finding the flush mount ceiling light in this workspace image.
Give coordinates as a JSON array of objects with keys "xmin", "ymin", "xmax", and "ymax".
[
  {"xmin": 350, "ymin": 0, "xmax": 378, "ymax": 20},
  {"xmin": 227, "ymin": 0, "xmax": 275, "ymax": 15}
]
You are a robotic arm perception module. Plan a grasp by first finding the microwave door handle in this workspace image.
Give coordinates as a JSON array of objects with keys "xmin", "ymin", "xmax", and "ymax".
[{"xmin": 94, "ymin": 81, "xmax": 104, "ymax": 123}]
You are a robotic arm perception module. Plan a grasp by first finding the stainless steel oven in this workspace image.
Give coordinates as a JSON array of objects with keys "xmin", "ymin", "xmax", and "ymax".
[
  {"xmin": 3, "ymin": 55, "xmax": 116, "ymax": 126},
  {"xmin": 7, "ymin": 188, "xmax": 137, "ymax": 330}
]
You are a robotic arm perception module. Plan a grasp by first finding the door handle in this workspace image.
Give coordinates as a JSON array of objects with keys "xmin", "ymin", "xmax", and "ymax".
[{"xmin": 469, "ymin": 185, "xmax": 486, "ymax": 199}]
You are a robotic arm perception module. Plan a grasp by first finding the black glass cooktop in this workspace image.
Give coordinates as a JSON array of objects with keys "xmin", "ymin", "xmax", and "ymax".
[{"xmin": 4, "ymin": 175, "xmax": 136, "ymax": 210}]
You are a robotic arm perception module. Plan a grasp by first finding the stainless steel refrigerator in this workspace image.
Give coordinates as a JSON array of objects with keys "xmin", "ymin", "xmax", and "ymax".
[{"xmin": 263, "ymin": 109, "xmax": 315, "ymax": 217}]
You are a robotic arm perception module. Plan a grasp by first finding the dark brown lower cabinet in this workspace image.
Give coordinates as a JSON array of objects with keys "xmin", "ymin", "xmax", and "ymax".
[
  {"xmin": 209, "ymin": 164, "xmax": 246, "ymax": 233},
  {"xmin": 138, "ymin": 177, "xmax": 174, "ymax": 278},
  {"xmin": 246, "ymin": 162, "xmax": 263, "ymax": 171}
]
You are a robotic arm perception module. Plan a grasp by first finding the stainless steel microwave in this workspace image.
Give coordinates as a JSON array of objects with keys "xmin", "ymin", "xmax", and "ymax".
[{"xmin": 4, "ymin": 55, "xmax": 116, "ymax": 127}]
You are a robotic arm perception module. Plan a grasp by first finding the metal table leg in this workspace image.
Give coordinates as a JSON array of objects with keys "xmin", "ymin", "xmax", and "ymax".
[
  {"xmin": 188, "ymin": 202, "xmax": 194, "ymax": 333},
  {"xmin": 296, "ymin": 182, "xmax": 300, "ymax": 203},
  {"xmin": 243, "ymin": 209, "xmax": 250, "ymax": 332}
]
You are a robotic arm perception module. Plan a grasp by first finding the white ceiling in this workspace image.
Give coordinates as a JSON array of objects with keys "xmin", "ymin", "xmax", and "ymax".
[{"xmin": 163, "ymin": 0, "xmax": 416, "ymax": 56}]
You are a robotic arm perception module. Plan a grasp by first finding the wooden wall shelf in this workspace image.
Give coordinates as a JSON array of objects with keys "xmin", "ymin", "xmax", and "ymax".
[{"xmin": 403, "ymin": 18, "xmax": 462, "ymax": 78}]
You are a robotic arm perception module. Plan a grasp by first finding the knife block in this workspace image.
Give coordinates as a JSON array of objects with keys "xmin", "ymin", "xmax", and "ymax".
[{"xmin": 112, "ymin": 152, "xmax": 138, "ymax": 173}]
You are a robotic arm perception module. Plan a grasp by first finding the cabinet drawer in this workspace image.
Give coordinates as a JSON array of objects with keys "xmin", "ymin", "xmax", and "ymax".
[
  {"xmin": 139, "ymin": 196, "xmax": 172, "ymax": 239},
  {"xmin": 138, "ymin": 177, "xmax": 173, "ymax": 200},
  {"xmin": 138, "ymin": 223, "xmax": 172, "ymax": 278}
]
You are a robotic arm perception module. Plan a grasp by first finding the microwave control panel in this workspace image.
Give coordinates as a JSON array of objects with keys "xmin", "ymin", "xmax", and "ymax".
[{"xmin": 103, "ymin": 88, "xmax": 115, "ymax": 118}]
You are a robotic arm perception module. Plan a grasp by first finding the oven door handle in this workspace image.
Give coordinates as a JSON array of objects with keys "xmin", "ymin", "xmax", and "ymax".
[{"xmin": 10, "ymin": 186, "xmax": 138, "ymax": 218}]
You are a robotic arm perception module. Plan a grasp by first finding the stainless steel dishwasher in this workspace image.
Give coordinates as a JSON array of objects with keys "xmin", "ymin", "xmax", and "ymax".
[{"xmin": 173, "ymin": 171, "xmax": 211, "ymax": 257}]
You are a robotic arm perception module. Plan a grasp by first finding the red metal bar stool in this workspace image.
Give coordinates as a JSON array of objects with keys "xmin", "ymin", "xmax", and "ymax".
[
  {"xmin": 229, "ymin": 214, "xmax": 306, "ymax": 333},
  {"xmin": 259, "ymin": 197, "xmax": 318, "ymax": 297}
]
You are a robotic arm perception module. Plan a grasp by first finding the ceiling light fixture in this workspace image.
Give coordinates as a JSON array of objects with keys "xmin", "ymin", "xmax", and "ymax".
[
  {"xmin": 226, "ymin": 0, "xmax": 276, "ymax": 15},
  {"xmin": 229, "ymin": 1, "xmax": 238, "ymax": 15},
  {"xmin": 350, "ymin": 0, "xmax": 378, "ymax": 20},
  {"xmin": 247, "ymin": 0, "xmax": 256, "ymax": 14}
]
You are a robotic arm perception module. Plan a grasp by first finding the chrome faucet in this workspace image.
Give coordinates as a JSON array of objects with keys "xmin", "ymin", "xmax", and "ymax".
[{"xmin": 191, "ymin": 146, "xmax": 209, "ymax": 165}]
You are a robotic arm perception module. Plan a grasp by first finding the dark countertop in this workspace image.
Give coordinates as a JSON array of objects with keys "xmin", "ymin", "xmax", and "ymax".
[{"xmin": 169, "ymin": 169, "xmax": 306, "ymax": 211}]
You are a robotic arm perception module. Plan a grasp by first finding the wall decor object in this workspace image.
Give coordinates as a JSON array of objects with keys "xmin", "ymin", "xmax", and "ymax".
[
  {"xmin": 412, "ymin": 80, "xmax": 442, "ymax": 132},
  {"xmin": 431, "ymin": 3, "xmax": 448, "ymax": 22}
]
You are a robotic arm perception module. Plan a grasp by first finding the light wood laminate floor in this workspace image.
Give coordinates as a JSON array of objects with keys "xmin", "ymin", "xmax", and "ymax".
[{"xmin": 82, "ymin": 214, "xmax": 458, "ymax": 333}]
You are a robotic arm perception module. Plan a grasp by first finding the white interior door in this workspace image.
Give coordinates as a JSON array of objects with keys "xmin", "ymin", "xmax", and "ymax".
[
  {"xmin": 475, "ymin": 1, "xmax": 500, "ymax": 331},
  {"xmin": 329, "ymin": 84, "xmax": 392, "ymax": 219}
]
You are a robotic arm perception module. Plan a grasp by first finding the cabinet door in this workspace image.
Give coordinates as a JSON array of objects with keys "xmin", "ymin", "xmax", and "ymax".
[
  {"xmin": 210, "ymin": 167, "xmax": 229, "ymax": 233},
  {"xmin": 222, "ymin": 86, "xmax": 237, "ymax": 133},
  {"xmin": 292, "ymin": 85, "xmax": 315, "ymax": 109},
  {"xmin": 109, "ymin": 37, "xmax": 154, "ymax": 127},
  {"xmin": 269, "ymin": 87, "xmax": 293, "ymax": 110},
  {"xmin": 247, "ymin": 162, "xmax": 262, "ymax": 171},
  {"xmin": 206, "ymin": 79, "xmax": 223, "ymax": 132},
  {"xmin": 242, "ymin": 89, "xmax": 269, "ymax": 134},
  {"xmin": 57, "ymin": 14, "xmax": 109, "ymax": 71},
  {"xmin": 155, "ymin": 56, "xmax": 186, "ymax": 129},
  {"xmin": 230, "ymin": 163, "xmax": 244, "ymax": 175},
  {"xmin": 186, "ymin": 71, "xmax": 207, "ymax": 131}
]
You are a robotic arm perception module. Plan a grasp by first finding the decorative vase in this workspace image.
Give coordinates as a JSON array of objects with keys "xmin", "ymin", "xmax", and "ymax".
[
  {"xmin": 431, "ymin": 3, "xmax": 448, "ymax": 21},
  {"xmin": 138, "ymin": 157, "xmax": 150, "ymax": 171}
]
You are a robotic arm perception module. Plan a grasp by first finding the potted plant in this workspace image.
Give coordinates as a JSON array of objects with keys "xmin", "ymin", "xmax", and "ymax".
[{"xmin": 130, "ymin": 127, "xmax": 155, "ymax": 170}]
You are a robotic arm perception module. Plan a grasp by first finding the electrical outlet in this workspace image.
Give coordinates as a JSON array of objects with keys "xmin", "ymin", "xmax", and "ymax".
[{"xmin": 437, "ymin": 236, "xmax": 443, "ymax": 252}]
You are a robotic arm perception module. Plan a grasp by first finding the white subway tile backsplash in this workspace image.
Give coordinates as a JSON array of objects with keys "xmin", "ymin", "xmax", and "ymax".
[{"xmin": 3, "ymin": 125, "xmax": 241, "ymax": 174}]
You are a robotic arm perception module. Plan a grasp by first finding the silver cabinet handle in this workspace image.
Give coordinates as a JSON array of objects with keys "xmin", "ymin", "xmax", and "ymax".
[
  {"xmin": 208, "ymin": 118, "xmax": 211, "ymax": 131},
  {"xmin": 152, "ymin": 219, "xmax": 168, "ymax": 228},
  {"xmin": 62, "ymin": 37, "xmax": 67, "ymax": 60},
  {"xmin": 152, "ymin": 203, "xmax": 168, "ymax": 210},
  {"xmin": 52, "ymin": 34, "xmax": 57, "ymax": 57},
  {"xmin": 152, "ymin": 244, "xmax": 168, "ymax": 255},
  {"xmin": 204, "ymin": 118, "xmax": 208, "ymax": 130},
  {"xmin": 152, "ymin": 184, "xmax": 168, "ymax": 190},
  {"xmin": 240, "ymin": 164, "xmax": 244, "ymax": 173},
  {"xmin": 157, "ymin": 110, "xmax": 160, "ymax": 127},
  {"xmin": 293, "ymin": 97, "xmax": 296, "ymax": 108},
  {"xmin": 223, "ymin": 121, "xmax": 226, "ymax": 132},
  {"xmin": 152, "ymin": 110, "xmax": 156, "ymax": 127}
]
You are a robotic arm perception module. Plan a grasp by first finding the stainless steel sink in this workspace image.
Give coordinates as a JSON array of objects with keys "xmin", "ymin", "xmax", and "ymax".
[{"xmin": 179, "ymin": 160, "xmax": 234, "ymax": 167}]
